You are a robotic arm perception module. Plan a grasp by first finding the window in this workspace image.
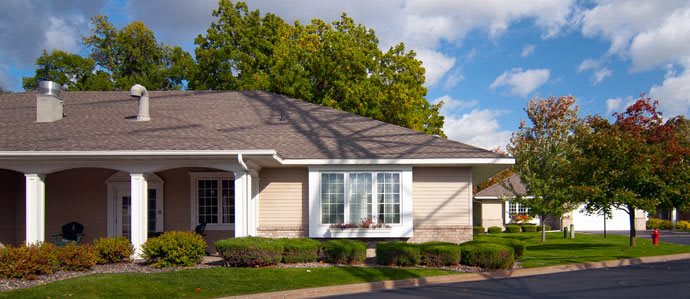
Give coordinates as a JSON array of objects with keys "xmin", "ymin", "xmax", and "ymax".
[
  {"xmin": 508, "ymin": 201, "xmax": 529, "ymax": 217},
  {"xmin": 195, "ymin": 176, "xmax": 234, "ymax": 225},
  {"xmin": 320, "ymin": 172, "xmax": 400, "ymax": 225}
]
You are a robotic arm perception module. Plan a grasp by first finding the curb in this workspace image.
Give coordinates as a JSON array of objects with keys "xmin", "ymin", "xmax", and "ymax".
[{"xmin": 220, "ymin": 253, "xmax": 690, "ymax": 299}]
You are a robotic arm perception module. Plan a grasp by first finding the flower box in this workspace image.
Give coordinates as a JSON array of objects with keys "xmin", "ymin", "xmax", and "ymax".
[{"xmin": 327, "ymin": 227, "xmax": 393, "ymax": 238}]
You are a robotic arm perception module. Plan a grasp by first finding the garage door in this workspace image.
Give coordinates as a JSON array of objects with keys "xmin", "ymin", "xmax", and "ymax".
[{"xmin": 572, "ymin": 205, "xmax": 631, "ymax": 231}]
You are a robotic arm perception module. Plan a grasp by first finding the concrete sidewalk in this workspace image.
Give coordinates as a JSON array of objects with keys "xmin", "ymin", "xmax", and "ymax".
[{"xmin": 221, "ymin": 253, "xmax": 690, "ymax": 299}]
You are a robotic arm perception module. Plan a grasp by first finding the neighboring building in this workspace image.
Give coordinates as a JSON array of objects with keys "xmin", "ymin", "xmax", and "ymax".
[
  {"xmin": 473, "ymin": 174, "xmax": 647, "ymax": 231},
  {"xmin": 0, "ymin": 82, "xmax": 512, "ymax": 254}
]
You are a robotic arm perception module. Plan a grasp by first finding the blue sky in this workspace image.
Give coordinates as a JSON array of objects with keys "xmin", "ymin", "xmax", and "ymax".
[{"xmin": 1, "ymin": 0, "xmax": 689, "ymax": 150}]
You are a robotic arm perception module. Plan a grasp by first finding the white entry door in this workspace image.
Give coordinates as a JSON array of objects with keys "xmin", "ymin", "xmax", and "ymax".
[{"xmin": 108, "ymin": 179, "xmax": 164, "ymax": 238}]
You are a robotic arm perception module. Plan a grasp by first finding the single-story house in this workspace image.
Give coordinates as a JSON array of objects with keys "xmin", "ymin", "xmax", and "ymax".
[
  {"xmin": 0, "ymin": 82, "xmax": 512, "ymax": 255},
  {"xmin": 473, "ymin": 174, "xmax": 647, "ymax": 231}
]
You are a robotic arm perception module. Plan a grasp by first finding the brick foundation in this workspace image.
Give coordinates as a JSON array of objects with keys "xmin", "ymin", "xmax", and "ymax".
[
  {"xmin": 257, "ymin": 226, "xmax": 307, "ymax": 238},
  {"xmin": 408, "ymin": 225, "xmax": 473, "ymax": 244}
]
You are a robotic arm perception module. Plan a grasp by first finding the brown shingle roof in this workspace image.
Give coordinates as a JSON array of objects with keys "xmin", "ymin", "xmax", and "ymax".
[
  {"xmin": 0, "ymin": 90, "xmax": 504, "ymax": 159},
  {"xmin": 474, "ymin": 174, "xmax": 527, "ymax": 197}
]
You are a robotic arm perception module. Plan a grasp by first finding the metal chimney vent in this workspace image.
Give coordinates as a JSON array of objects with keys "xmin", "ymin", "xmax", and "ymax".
[
  {"xmin": 36, "ymin": 80, "xmax": 64, "ymax": 122},
  {"xmin": 129, "ymin": 84, "xmax": 150, "ymax": 121}
]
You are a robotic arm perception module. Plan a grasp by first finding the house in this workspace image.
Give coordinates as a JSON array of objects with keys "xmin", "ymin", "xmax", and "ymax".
[
  {"xmin": 473, "ymin": 174, "xmax": 647, "ymax": 231},
  {"xmin": 0, "ymin": 81, "xmax": 512, "ymax": 255}
]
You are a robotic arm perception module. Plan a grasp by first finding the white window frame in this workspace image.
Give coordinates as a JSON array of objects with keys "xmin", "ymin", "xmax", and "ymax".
[
  {"xmin": 308, "ymin": 166, "xmax": 413, "ymax": 238},
  {"xmin": 189, "ymin": 172, "xmax": 235, "ymax": 230}
]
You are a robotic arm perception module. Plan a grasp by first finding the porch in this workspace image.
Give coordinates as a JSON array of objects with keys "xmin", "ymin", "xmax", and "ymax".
[{"xmin": 0, "ymin": 152, "xmax": 273, "ymax": 256}]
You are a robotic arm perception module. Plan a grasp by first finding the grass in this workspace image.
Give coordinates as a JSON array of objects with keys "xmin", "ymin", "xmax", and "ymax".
[
  {"xmin": 0, "ymin": 266, "xmax": 455, "ymax": 298},
  {"xmin": 477, "ymin": 232, "xmax": 690, "ymax": 268}
]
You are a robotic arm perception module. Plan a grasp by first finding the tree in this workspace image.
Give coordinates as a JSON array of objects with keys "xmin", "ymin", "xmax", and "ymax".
[
  {"xmin": 507, "ymin": 96, "xmax": 583, "ymax": 242},
  {"xmin": 81, "ymin": 15, "xmax": 193, "ymax": 90},
  {"xmin": 193, "ymin": 1, "xmax": 445, "ymax": 135},
  {"xmin": 22, "ymin": 50, "xmax": 98, "ymax": 91},
  {"xmin": 571, "ymin": 96, "xmax": 687, "ymax": 246}
]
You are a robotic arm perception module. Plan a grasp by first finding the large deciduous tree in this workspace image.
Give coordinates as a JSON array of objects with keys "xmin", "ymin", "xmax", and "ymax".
[
  {"xmin": 21, "ymin": 50, "xmax": 106, "ymax": 91},
  {"xmin": 193, "ymin": 0, "xmax": 444, "ymax": 135},
  {"xmin": 508, "ymin": 96, "xmax": 582, "ymax": 242}
]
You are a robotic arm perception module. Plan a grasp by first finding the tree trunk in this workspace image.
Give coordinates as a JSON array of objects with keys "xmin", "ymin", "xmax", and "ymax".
[
  {"xmin": 628, "ymin": 205, "xmax": 636, "ymax": 247},
  {"xmin": 540, "ymin": 214, "xmax": 546, "ymax": 242}
]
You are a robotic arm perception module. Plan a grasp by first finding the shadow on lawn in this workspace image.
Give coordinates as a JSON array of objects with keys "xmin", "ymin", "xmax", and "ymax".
[
  {"xmin": 339, "ymin": 266, "xmax": 429, "ymax": 290},
  {"xmin": 528, "ymin": 243, "xmax": 617, "ymax": 251}
]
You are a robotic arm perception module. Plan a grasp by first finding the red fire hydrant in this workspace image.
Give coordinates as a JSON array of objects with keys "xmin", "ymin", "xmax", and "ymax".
[{"xmin": 651, "ymin": 228, "xmax": 661, "ymax": 246}]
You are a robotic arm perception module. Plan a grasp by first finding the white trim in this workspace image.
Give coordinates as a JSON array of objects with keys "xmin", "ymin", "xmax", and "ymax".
[
  {"xmin": 308, "ymin": 166, "xmax": 413, "ymax": 238},
  {"xmin": 0, "ymin": 150, "xmax": 277, "ymax": 158},
  {"xmin": 234, "ymin": 171, "xmax": 248, "ymax": 237},
  {"xmin": 25, "ymin": 174, "xmax": 46, "ymax": 245},
  {"xmin": 283, "ymin": 158, "xmax": 514, "ymax": 166},
  {"xmin": 106, "ymin": 172, "xmax": 164, "ymax": 237},
  {"xmin": 189, "ymin": 172, "xmax": 235, "ymax": 231},
  {"xmin": 474, "ymin": 196, "xmax": 535, "ymax": 200},
  {"xmin": 129, "ymin": 173, "xmax": 148, "ymax": 258}
]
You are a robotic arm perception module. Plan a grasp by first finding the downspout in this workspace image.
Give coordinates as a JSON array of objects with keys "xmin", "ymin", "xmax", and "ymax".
[{"xmin": 237, "ymin": 154, "xmax": 248, "ymax": 171}]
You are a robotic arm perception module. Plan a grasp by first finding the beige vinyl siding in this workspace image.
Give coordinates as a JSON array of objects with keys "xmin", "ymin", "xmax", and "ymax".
[
  {"xmin": 259, "ymin": 168, "xmax": 308, "ymax": 227},
  {"xmin": 412, "ymin": 167, "xmax": 471, "ymax": 226}
]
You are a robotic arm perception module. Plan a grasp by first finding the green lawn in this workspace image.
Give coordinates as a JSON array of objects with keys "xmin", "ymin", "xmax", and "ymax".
[
  {"xmin": 477, "ymin": 232, "xmax": 690, "ymax": 268},
  {"xmin": 0, "ymin": 266, "xmax": 455, "ymax": 299}
]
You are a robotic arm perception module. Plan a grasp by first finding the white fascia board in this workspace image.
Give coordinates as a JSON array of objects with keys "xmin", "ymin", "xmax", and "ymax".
[
  {"xmin": 0, "ymin": 150, "xmax": 277, "ymax": 158},
  {"xmin": 279, "ymin": 157, "xmax": 515, "ymax": 166},
  {"xmin": 474, "ymin": 195, "xmax": 535, "ymax": 200}
]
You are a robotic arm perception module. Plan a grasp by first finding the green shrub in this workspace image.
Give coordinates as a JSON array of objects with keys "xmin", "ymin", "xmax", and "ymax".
[
  {"xmin": 277, "ymin": 238, "xmax": 321, "ymax": 263},
  {"xmin": 521, "ymin": 224, "xmax": 537, "ymax": 232},
  {"xmin": 321, "ymin": 239, "xmax": 366, "ymax": 264},
  {"xmin": 143, "ymin": 231, "xmax": 206, "ymax": 268},
  {"xmin": 487, "ymin": 226, "xmax": 502, "ymax": 234},
  {"xmin": 216, "ymin": 237, "xmax": 283, "ymax": 267},
  {"xmin": 0, "ymin": 243, "xmax": 59, "ymax": 279},
  {"xmin": 419, "ymin": 242, "xmax": 461, "ymax": 266},
  {"xmin": 678, "ymin": 220, "xmax": 690, "ymax": 230},
  {"xmin": 93, "ymin": 237, "xmax": 133, "ymax": 264},
  {"xmin": 375, "ymin": 241, "xmax": 421, "ymax": 266},
  {"xmin": 647, "ymin": 218, "xmax": 673, "ymax": 230},
  {"xmin": 57, "ymin": 244, "xmax": 96, "ymax": 271},
  {"xmin": 475, "ymin": 237, "xmax": 526, "ymax": 258},
  {"xmin": 473, "ymin": 226, "xmax": 485, "ymax": 234},
  {"xmin": 459, "ymin": 243, "xmax": 514, "ymax": 269},
  {"xmin": 536, "ymin": 224, "xmax": 552, "ymax": 232},
  {"xmin": 505, "ymin": 225, "xmax": 522, "ymax": 233}
]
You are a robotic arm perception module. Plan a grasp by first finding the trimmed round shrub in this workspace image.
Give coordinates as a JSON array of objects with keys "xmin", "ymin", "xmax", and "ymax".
[
  {"xmin": 476, "ymin": 237, "xmax": 526, "ymax": 258},
  {"xmin": 520, "ymin": 224, "xmax": 537, "ymax": 232},
  {"xmin": 277, "ymin": 238, "xmax": 321, "ymax": 263},
  {"xmin": 536, "ymin": 224, "xmax": 552, "ymax": 232},
  {"xmin": 93, "ymin": 237, "xmax": 133, "ymax": 264},
  {"xmin": 0, "ymin": 243, "xmax": 59, "ymax": 279},
  {"xmin": 57, "ymin": 244, "xmax": 96, "ymax": 271},
  {"xmin": 321, "ymin": 239, "xmax": 366, "ymax": 264},
  {"xmin": 473, "ymin": 226, "xmax": 485, "ymax": 234},
  {"xmin": 647, "ymin": 218, "xmax": 673, "ymax": 230},
  {"xmin": 459, "ymin": 243, "xmax": 514, "ymax": 269},
  {"xmin": 419, "ymin": 242, "xmax": 461, "ymax": 266},
  {"xmin": 143, "ymin": 231, "xmax": 206, "ymax": 268},
  {"xmin": 505, "ymin": 225, "xmax": 521, "ymax": 233},
  {"xmin": 677, "ymin": 220, "xmax": 690, "ymax": 230},
  {"xmin": 216, "ymin": 237, "xmax": 283, "ymax": 267},
  {"xmin": 376, "ymin": 241, "xmax": 421, "ymax": 266},
  {"xmin": 487, "ymin": 226, "xmax": 502, "ymax": 234}
]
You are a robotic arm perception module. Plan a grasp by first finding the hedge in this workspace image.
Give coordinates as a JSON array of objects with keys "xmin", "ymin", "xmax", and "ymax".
[
  {"xmin": 520, "ymin": 224, "xmax": 537, "ymax": 232},
  {"xmin": 216, "ymin": 237, "xmax": 283, "ymax": 267},
  {"xmin": 0, "ymin": 243, "xmax": 99, "ymax": 279},
  {"xmin": 321, "ymin": 239, "xmax": 367, "ymax": 264},
  {"xmin": 487, "ymin": 226, "xmax": 502, "ymax": 234},
  {"xmin": 536, "ymin": 224, "xmax": 552, "ymax": 232},
  {"xmin": 475, "ymin": 237, "xmax": 526, "ymax": 258},
  {"xmin": 419, "ymin": 242, "xmax": 461, "ymax": 266},
  {"xmin": 459, "ymin": 243, "xmax": 514, "ymax": 269},
  {"xmin": 93, "ymin": 237, "xmax": 133, "ymax": 264},
  {"xmin": 505, "ymin": 225, "xmax": 522, "ymax": 233},
  {"xmin": 143, "ymin": 231, "xmax": 206, "ymax": 268},
  {"xmin": 473, "ymin": 226, "xmax": 485, "ymax": 234},
  {"xmin": 647, "ymin": 218, "xmax": 673, "ymax": 230},
  {"xmin": 678, "ymin": 220, "xmax": 690, "ymax": 230},
  {"xmin": 277, "ymin": 238, "xmax": 321, "ymax": 263},
  {"xmin": 56, "ymin": 244, "xmax": 96, "ymax": 271},
  {"xmin": 375, "ymin": 241, "xmax": 421, "ymax": 266}
]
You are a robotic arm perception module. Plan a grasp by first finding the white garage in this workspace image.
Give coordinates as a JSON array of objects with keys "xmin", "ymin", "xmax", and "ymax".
[{"xmin": 570, "ymin": 205, "xmax": 647, "ymax": 231}]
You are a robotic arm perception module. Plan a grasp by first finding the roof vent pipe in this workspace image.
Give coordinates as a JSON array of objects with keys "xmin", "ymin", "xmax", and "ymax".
[
  {"xmin": 36, "ymin": 80, "xmax": 64, "ymax": 122},
  {"xmin": 129, "ymin": 84, "xmax": 150, "ymax": 121}
]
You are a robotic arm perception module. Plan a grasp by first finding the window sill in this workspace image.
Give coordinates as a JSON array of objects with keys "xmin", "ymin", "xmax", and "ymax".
[
  {"xmin": 204, "ymin": 224, "xmax": 235, "ymax": 231},
  {"xmin": 327, "ymin": 227, "xmax": 393, "ymax": 238}
]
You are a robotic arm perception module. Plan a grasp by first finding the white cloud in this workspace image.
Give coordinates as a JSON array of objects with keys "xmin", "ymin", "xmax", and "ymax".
[
  {"xmin": 649, "ymin": 67, "xmax": 690, "ymax": 117},
  {"xmin": 0, "ymin": 64, "xmax": 11, "ymax": 90},
  {"xmin": 433, "ymin": 96, "xmax": 512, "ymax": 150},
  {"xmin": 629, "ymin": 8, "xmax": 690, "ymax": 71},
  {"xmin": 593, "ymin": 68, "xmax": 612, "ymax": 85},
  {"xmin": 442, "ymin": 67, "xmax": 463, "ymax": 91},
  {"xmin": 577, "ymin": 58, "xmax": 601, "ymax": 72},
  {"xmin": 490, "ymin": 68, "xmax": 550, "ymax": 97},
  {"xmin": 43, "ymin": 17, "xmax": 84, "ymax": 54},
  {"xmin": 415, "ymin": 50, "xmax": 456, "ymax": 86},
  {"xmin": 521, "ymin": 44, "xmax": 536, "ymax": 57},
  {"xmin": 605, "ymin": 96, "xmax": 635, "ymax": 115}
]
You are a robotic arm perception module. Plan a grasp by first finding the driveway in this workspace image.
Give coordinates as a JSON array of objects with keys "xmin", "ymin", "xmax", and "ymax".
[
  {"xmin": 584, "ymin": 230, "xmax": 690, "ymax": 246},
  {"xmin": 325, "ymin": 259, "xmax": 690, "ymax": 299}
]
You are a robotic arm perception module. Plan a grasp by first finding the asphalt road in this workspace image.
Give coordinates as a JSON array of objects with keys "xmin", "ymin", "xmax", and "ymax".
[{"xmin": 326, "ymin": 259, "xmax": 690, "ymax": 299}]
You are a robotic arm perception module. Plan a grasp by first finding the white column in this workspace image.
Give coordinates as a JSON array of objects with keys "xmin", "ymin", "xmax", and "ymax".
[
  {"xmin": 247, "ymin": 175, "xmax": 259, "ymax": 236},
  {"xmin": 233, "ymin": 171, "xmax": 248, "ymax": 237},
  {"xmin": 130, "ymin": 173, "xmax": 148, "ymax": 258},
  {"xmin": 25, "ymin": 174, "xmax": 46, "ymax": 245}
]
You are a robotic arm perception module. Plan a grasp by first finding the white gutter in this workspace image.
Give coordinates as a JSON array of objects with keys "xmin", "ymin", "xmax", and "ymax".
[
  {"xmin": 474, "ymin": 196, "xmax": 535, "ymax": 200},
  {"xmin": 277, "ymin": 157, "xmax": 515, "ymax": 166},
  {"xmin": 0, "ymin": 150, "xmax": 278, "ymax": 158},
  {"xmin": 237, "ymin": 154, "xmax": 249, "ymax": 171}
]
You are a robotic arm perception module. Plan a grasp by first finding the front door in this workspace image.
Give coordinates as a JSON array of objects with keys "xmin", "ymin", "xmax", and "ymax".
[{"xmin": 113, "ymin": 184, "xmax": 163, "ymax": 238}]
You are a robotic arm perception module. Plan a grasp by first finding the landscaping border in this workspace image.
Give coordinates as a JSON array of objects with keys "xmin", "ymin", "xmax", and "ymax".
[{"xmin": 222, "ymin": 253, "xmax": 690, "ymax": 299}]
